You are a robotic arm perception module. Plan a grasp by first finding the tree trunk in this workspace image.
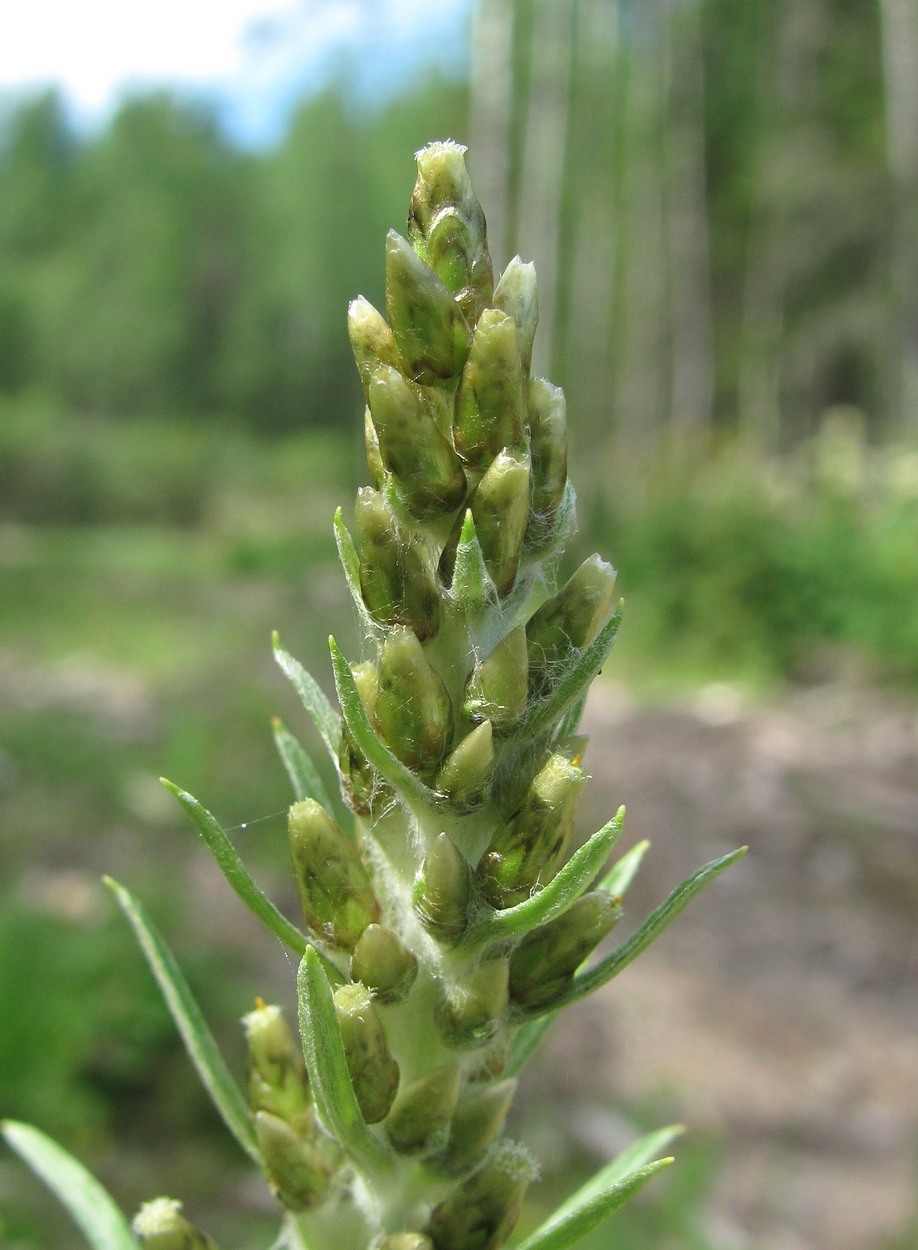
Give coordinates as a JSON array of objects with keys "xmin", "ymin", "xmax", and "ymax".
[
  {"xmin": 878, "ymin": 0, "xmax": 918, "ymax": 434},
  {"xmin": 662, "ymin": 0, "xmax": 714, "ymax": 437},
  {"xmin": 468, "ymin": 0, "xmax": 517, "ymax": 270}
]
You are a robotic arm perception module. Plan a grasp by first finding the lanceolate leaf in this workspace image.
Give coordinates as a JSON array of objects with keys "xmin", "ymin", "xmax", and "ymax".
[
  {"xmin": 273, "ymin": 634, "xmax": 342, "ymax": 762},
  {"xmin": 550, "ymin": 1125, "xmax": 684, "ymax": 1217},
  {"xmin": 272, "ymin": 715, "xmax": 338, "ymax": 813},
  {"xmin": 513, "ymin": 1156, "xmax": 674, "ymax": 1250},
  {"xmin": 463, "ymin": 809, "xmax": 625, "ymax": 948},
  {"xmin": 597, "ymin": 839, "xmax": 650, "ymax": 900},
  {"xmin": 162, "ymin": 779, "xmax": 309, "ymax": 957},
  {"xmin": 1, "ymin": 1121, "xmax": 139, "ymax": 1250},
  {"xmin": 296, "ymin": 947, "xmax": 395, "ymax": 1184},
  {"xmin": 103, "ymin": 878, "xmax": 261, "ymax": 1165},
  {"xmin": 533, "ymin": 846, "xmax": 747, "ymax": 1015},
  {"xmin": 521, "ymin": 604, "xmax": 624, "ymax": 742},
  {"xmin": 334, "ymin": 507, "xmax": 376, "ymax": 633},
  {"xmin": 329, "ymin": 635, "xmax": 435, "ymax": 810}
]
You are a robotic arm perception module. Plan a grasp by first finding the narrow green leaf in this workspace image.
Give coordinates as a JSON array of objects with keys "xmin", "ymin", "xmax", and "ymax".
[
  {"xmin": 296, "ymin": 947, "xmax": 395, "ymax": 1183},
  {"xmin": 273, "ymin": 634, "xmax": 342, "ymax": 762},
  {"xmin": 597, "ymin": 839, "xmax": 650, "ymax": 900},
  {"xmin": 272, "ymin": 716, "xmax": 337, "ymax": 813},
  {"xmin": 103, "ymin": 877, "xmax": 260, "ymax": 1165},
  {"xmin": 334, "ymin": 507, "xmax": 375, "ymax": 631},
  {"xmin": 521, "ymin": 604, "xmax": 624, "ymax": 741},
  {"xmin": 463, "ymin": 809, "xmax": 625, "ymax": 948},
  {"xmin": 513, "ymin": 1157, "xmax": 674, "ymax": 1250},
  {"xmin": 504, "ymin": 1015, "xmax": 552, "ymax": 1077},
  {"xmin": 550, "ymin": 1125, "xmax": 683, "ymax": 1218},
  {"xmin": 450, "ymin": 509, "xmax": 494, "ymax": 609},
  {"xmin": 162, "ymin": 779, "xmax": 309, "ymax": 957},
  {"xmin": 1, "ymin": 1121, "xmax": 139, "ymax": 1250},
  {"xmin": 329, "ymin": 635, "xmax": 435, "ymax": 810},
  {"xmin": 555, "ymin": 691, "xmax": 588, "ymax": 741},
  {"xmin": 536, "ymin": 846, "xmax": 748, "ymax": 1014}
]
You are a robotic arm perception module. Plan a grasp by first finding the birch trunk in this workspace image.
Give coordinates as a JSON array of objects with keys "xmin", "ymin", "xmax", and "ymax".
[
  {"xmin": 878, "ymin": 0, "xmax": 918, "ymax": 433},
  {"xmin": 468, "ymin": 0, "xmax": 516, "ymax": 270},
  {"xmin": 516, "ymin": 0, "xmax": 577, "ymax": 377},
  {"xmin": 662, "ymin": 0, "xmax": 714, "ymax": 437}
]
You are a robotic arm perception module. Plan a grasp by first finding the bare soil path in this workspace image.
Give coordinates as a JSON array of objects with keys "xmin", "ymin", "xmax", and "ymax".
[{"xmin": 526, "ymin": 679, "xmax": 918, "ymax": 1250}]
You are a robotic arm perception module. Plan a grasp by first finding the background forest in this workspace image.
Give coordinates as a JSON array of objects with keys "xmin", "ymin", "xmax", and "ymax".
[{"xmin": 2, "ymin": 0, "xmax": 917, "ymax": 1247}]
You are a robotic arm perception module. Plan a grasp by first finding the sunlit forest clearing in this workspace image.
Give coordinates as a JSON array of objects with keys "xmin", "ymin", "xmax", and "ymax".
[{"xmin": 2, "ymin": 1, "xmax": 917, "ymax": 1247}]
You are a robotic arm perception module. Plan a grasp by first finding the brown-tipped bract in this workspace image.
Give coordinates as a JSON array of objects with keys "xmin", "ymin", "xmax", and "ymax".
[
  {"xmin": 242, "ymin": 1000, "xmax": 311, "ymax": 1128},
  {"xmin": 453, "ymin": 309, "xmax": 526, "ymax": 467},
  {"xmin": 464, "ymin": 628, "xmax": 528, "ymax": 730},
  {"xmin": 469, "ymin": 449, "xmax": 531, "ymax": 596},
  {"xmin": 385, "ymin": 230, "xmax": 471, "ymax": 384},
  {"xmin": 435, "ymin": 720, "xmax": 495, "ymax": 810},
  {"xmin": 355, "ymin": 487, "xmax": 441, "ymax": 640},
  {"xmin": 426, "ymin": 1149, "xmax": 532, "ymax": 1250}
]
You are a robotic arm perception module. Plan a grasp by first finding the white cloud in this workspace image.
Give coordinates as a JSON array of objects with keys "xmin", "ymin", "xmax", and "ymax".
[{"xmin": 0, "ymin": 0, "xmax": 471, "ymax": 138}]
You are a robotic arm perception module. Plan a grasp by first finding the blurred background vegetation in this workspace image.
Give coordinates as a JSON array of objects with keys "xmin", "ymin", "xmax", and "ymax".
[{"xmin": 2, "ymin": 0, "xmax": 917, "ymax": 1246}]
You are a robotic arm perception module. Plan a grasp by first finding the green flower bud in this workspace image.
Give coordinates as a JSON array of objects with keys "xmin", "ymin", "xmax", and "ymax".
[
  {"xmin": 376, "ymin": 626, "xmax": 453, "ymax": 776},
  {"xmin": 470, "ymin": 449, "xmax": 531, "ymax": 597},
  {"xmin": 242, "ymin": 999, "xmax": 311, "ymax": 1127},
  {"xmin": 288, "ymin": 799, "xmax": 380, "ymax": 950},
  {"xmin": 378, "ymin": 1236, "xmax": 434, "ymax": 1250},
  {"xmin": 414, "ymin": 833, "xmax": 472, "ymax": 944},
  {"xmin": 464, "ymin": 628, "xmax": 528, "ymax": 731},
  {"xmin": 368, "ymin": 364, "xmax": 467, "ymax": 518},
  {"xmin": 453, "ymin": 310, "xmax": 526, "ymax": 468},
  {"xmin": 435, "ymin": 720, "xmax": 495, "ymax": 811},
  {"xmin": 426, "ymin": 1142, "xmax": 535, "ymax": 1250},
  {"xmin": 492, "ymin": 256, "xmax": 539, "ymax": 373},
  {"xmin": 385, "ymin": 230, "xmax": 471, "ymax": 384},
  {"xmin": 527, "ymin": 377, "xmax": 568, "ymax": 532},
  {"xmin": 477, "ymin": 754, "xmax": 587, "ymax": 907},
  {"xmin": 434, "ymin": 1079, "xmax": 517, "ymax": 1177},
  {"xmin": 333, "ymin": 982, "xmax": 400, "ymax": 1124},
  {"xmin": 254, "ymin": 1110, "xmax": 334, "ymax": 1212},
  {"xmin": 385, "ymin": 1062, "xmax": 461, "ymax": 1155},
  {"xmin": 132, "ymin": 1198, "xmax": 217, "ymax": 1250},
  {"xmin": 349, "ymin": 923, "xmax": 418, "ymax": 1004},
  {"xmin": 526, "ymin": 555, "xmax": 618, "ymax": 691},
  {"xmin": 408, "ymin": 141, "xmax": 492, "ymax": 324},
  {"xmin": 438, "ymin": 958, "xmax": 509, "ymax": 1049},
  {"xmin": 355, "ymin": 488, "xmax": 442, "ymax": 641},
  {"xmin": 509, "ymin": 891, "xmax": 622, "ymax": 1009},
  {"xmin": 348, "ymin": 296, "xmax": 399, "ymax": 401}
]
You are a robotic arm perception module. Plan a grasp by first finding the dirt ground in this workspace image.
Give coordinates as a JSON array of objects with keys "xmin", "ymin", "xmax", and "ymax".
[{"xmin": 522, "ymin": 677, "xmax": 918, "ymax": 1250}]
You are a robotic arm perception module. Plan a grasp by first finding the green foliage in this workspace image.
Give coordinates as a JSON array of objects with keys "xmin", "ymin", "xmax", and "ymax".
[{"xmin": 589, "ymin": 426, "xmax": 918, "ymax": 686}]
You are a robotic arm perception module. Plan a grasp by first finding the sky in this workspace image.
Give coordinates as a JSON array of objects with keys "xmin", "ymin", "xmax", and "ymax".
[{"xmin": 0, "ymin": 0, "xmax": 473, "ymax": 145}]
